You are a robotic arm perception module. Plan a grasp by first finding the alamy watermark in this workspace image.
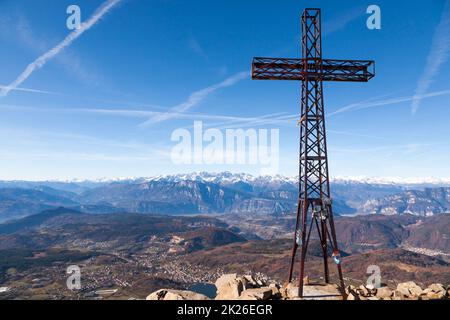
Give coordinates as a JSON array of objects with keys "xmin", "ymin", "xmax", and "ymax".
[
  {"xmin": 66, "ymin": 265, "xmax": 81, "ymax": 291},
  {"xmin": 66, "ymin": 5, "xmax": 82, "ymax": 30},
  {"xmin": 366, "ymin": 265, "xmax": 382, "ymax": 289},
  {"xmin": 171, "ymin": 121, "xmax": 280, "ymax": 175},
  {"xmin": 367, "ymin": 5, "xmax": 381, "ymax": 30}
]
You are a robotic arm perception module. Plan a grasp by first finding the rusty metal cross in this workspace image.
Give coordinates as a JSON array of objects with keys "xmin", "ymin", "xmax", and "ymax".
[{"xmin": 251, "ymin": 8, "xmax": 375, "ymax": 299}]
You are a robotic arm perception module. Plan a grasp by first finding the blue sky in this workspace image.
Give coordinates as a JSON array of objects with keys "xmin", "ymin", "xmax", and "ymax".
[{"xmin": 0, "ymin": 0, "xmax": 449, "ymax": 180}]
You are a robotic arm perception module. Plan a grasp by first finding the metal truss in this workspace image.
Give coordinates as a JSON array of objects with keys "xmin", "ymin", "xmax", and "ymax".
[
  {"xmin": 252, "ymin": 58, "xmax": 375, "ymax": 82},
  {"xmin": 251, "ymin": 8, "xmax": 376, "ymax": 299}
]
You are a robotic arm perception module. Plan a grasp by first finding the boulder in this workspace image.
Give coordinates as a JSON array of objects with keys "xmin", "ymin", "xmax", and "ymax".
[
  {"xmin": 269, "ymin": 282, "xmax": 279, "ymax": 289},
  {"xmin": 243, "ymin": 275, "xmax": 256, "ymax": 283},
  {"xmin": 256, "ymin": 279, "xmax": 266, "ymax": 287},
  {"xmin": 282, "ymin": 283, "xmax": 300, "ymax": 299},
  {"xmin": 239, "ymin": 287, "xmax": 273, "ymax": 300},
  {"xmin": 146, "ymin": 289, "xmax": 209, "ymax": 300},
  {"xmin": 357, "ymin": 285, "xmax": 370, "ymax": 297},
  {"xmin": 268, "ymin": 283, "xmax": 281, "ymax": 298},
  {"xmin": 428, "ymin": 283, "xmax": 446, "ymax": 294},
  {"xmin": 243, "ymin": 275, "xmax": 258, "ymax": 288},
  {"xmin": 421, "ymin": 284, "xmax": 446, "ymax": 300},
  {"xmin": 215, "ymin": 274, "xmax": 238, "ymax": 289},
  {"xmin": 396, "ymin": 281, "xmax": 423, "ymax": 298},
  {"xmin": 346, "ymin": 291, "xmax": 359, "ymax": 300},
  {"xmin": 375, "ymin": 286, "xmax": 393, "ymax": 299},
  {"xmin": 365, "ymin": 283, "xmax": 375, "ymax": 290},
  {"xmin": 420, "ymin": 289, "xmax": 440, "ymax": 300},
  {"xmin": 215, "ymin": 274, "xmax": 245, "ymax": 300},
  {"xmin": 345, "ymin": 285, "xmax": 356, "ymax": 295}
]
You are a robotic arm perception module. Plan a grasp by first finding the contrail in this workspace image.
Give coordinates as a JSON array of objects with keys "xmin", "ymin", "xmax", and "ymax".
[
  {"xmin": 411, "ymin": 0, "xmax": 450, "ymax": 114},
  {"xmin": 0, "ymin": 0, "xmax": 121, "ymax": 97},
  {"xmin": 330, "ymin": 89, "xmax": 450, "ymax": 117},
  {"xmin": 0, "ymin": 102, "xmax": 289, "ymax": 125},
  {"xmin": 0, "ymin": 85, "xmax": 59, "ymax": 95},
  {"xmin": 139, "ymin": 71, "xmax": 249, "ymax": 127}
]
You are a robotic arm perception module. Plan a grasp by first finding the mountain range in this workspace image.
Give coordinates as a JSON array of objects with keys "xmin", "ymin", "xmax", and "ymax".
[
  {"xmin": 1, "ymin": 173, "xmax": 448, "ymax": 299},
  {"xmin": 0, "ymin": 172, "xmax": 449, "ymax": 222}
]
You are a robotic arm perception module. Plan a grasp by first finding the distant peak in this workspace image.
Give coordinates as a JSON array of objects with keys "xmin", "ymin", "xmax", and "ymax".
[{"xmin": 3, "ymin": 173, "xmax": 450, "ymax": 187}]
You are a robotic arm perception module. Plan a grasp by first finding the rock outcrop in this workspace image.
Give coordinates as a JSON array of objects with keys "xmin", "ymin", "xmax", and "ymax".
[
  {"xmin": 346, "ymin": 282, "xmax": 449, "ymax": 300},
  {"xmin": 215, "ymin": 274, "xmax": 342, "ymax": 300},
  {"xmin": 146, "ymin": 289, "xmax": 210, "ymax": 300},
  {"xmin": 396, "ymin": 281, "xmax": 423, "ymax": 298},
  {"xmin": 420, "ymin": 283, "xmax": 447, "ymax": 300},
  {"xmin": 215, "ymin": 273, "xmax": 274, "ymax": 300},
  {"xmin": 239, "ymin": 288, "xmax": 273, "ymax": 300},
  {"xmin": 215, "ymin": 274, "xmax": 245, "ymax": 300},
  {"xmin": 147, "ymin": 275, "xmax": 449, "ymax": 301}
]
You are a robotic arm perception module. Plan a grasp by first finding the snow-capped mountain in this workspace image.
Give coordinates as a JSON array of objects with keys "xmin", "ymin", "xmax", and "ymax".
[
  {"xmin": 144, "ymin": 172, "xmax": 450, "ymax": 188},
  {"xmin": 146, "ymin": 172, "xmax": 298, "ymax": 185},
  {"xmin": 360, "ymin": 188, "xmax": 450, "ymax": 216},
  {"xmin": 331, "ymin": 175, "xmax": 450, "ymax": 187},
  {"xmin": 10, "ymin": 172, "xmax": 450, "ymax": 188},
  {"xmin": 1, "ymin": 172, "xmax": 450, "ymax": 223}
]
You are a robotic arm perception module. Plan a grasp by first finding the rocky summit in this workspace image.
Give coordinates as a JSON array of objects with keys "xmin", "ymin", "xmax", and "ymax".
[{"xmin": 146, "ymin": 274, "xmax": 450, "ymax": 300}]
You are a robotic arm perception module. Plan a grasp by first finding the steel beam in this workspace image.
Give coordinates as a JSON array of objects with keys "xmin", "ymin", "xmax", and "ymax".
[
  {"xmin": 252, "ymin": 58, "xmax": 375, "ymax": 82},
  {"xmin": 251, "ymin": 8, "xmax": 375, "ymax": 300}
]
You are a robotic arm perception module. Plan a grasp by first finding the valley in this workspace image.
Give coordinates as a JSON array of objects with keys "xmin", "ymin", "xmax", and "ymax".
[
  {"xmin": 0, "ymin": 205, "xmax": 448, "ymax": 300},
  {"xmin": 0, "ymin": 173, "xmax": 448, "ymax": 300}
]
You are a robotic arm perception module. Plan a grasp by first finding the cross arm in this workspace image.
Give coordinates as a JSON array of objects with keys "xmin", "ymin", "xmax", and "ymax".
[{"xmin": 251, "ymin": 57, "xmax": 375, "ymax": 82}]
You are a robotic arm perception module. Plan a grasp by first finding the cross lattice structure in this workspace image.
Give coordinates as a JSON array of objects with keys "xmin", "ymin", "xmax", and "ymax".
[{"xmin": 251, "ymin": 8, "xmax": 375, "ymax": 299}]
